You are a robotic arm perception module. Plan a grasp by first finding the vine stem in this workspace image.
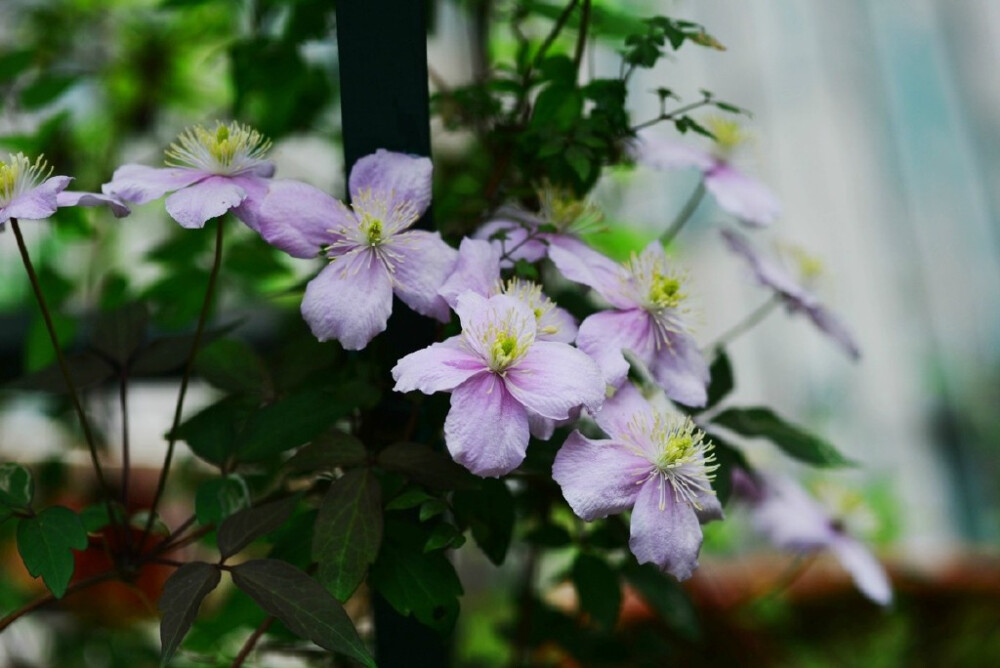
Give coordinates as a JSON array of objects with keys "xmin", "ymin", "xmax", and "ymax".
[
  {"xmin": 0, "ymin": 571, "xmax": 116, "ymax": 633},
  {"xmin": 10, "ymin": 219, "xmax": 114, "ymax": 503},
  {"xmin": 660, "ymin": 180, "xmax": 705, "ymax": 245},
  {"xmin": 232, "ymin": 616, "xmax": 275, "ymax": 668},
  {"xmin": 705, "ymin": 296, "xmax": 781, "ymax": 352},
  {"xmin": 630, "ymin": 98, "xmax": 715, "ymax": 133},
  {"xmin": 141, "ymin": 218, "xmax": 225, "ymax": 548},
  {"xmin": 573, "ymin": 0, "xmax": 591, "ymax": 71}
]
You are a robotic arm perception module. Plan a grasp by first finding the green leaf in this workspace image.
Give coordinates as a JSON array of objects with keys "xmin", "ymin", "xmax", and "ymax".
[
  {"xmin": 622, "ymin": 562, "xmax": 701, "ymax": 641},
  {"xmin": 231, "ymin": 559, "xmax": 373, "ymax": 667},
  {"xmin": 312, "ymin": 470, "xmax": 383, "ymax": 602},
  {"xmin": 423, "ymin": 523, "xmax": 464, "ymax": 552},
  {"xmin": 531, "ymin": 85, "xmax": 583, "ymax": 131},
  {"xmin": 195, "ymin": 338, "xmax": 270, "ymax": 395},
  {"xmin": 16, "ymin": 506, "xmax": 88, "ymax": 598},
  {"xmin": 704, "ymin": 349, "xmax": 734, "ymax": 410},
  {"xmin": 217, "ymin": 495, "xmax": 299, "ymax": 560},
  {"xmin": 0, "ymin": 463, "xmax": 33, "ymax": 510},
  {"xmin": 0, "ymin": 50, "xmax": 33, "ymax": 84},
  {"xmin": 572, "ymin": 553, "xmax": 621, "ymax": 630},
  {"xmin": 712, "ymin": 407, "xmax": 854, "ymax": 467},
  {"xmin": 194, "ymin": 475, "xmax": 250, "ymax": 526},
  {"xmin": 703, "ymin": 431, "xmax": 749, "ymax": 506},
  {"xmin": 385, "ymin": 488, "xmax": 434, "ymax": 511},
  {"xmin": 92, "ymin": 302, "xmax": 148, "ymax": 367},
  {"xmin": 284, "ymin": 429, "xmax": 367, "ymax": 474},
  {"xmin": 20, "ymin": 73, "xmax": 78, "ymax": 109},
  {"xmin": 9, "ymin": 352, "xmax": 114, "ymax": 393},
  {"xmin": 453, "ymin": 479, "xmax": 514, "ymax": 566},
  {"xmin": 237, "ymin": 390, "xmax": 352, "ymax": 461},
  {"xmin": 79, "ymin": 503, "xmax": 124, "ymax": 533},
  {"xmin": 419, "ymin": 499, "xmax": 447, "ymax": 522},
  {"xmin": 158, "ymin": 562, "xmax": 221, "ymax": 666},
  {"xmin": 369, "ymin": 519, "xmax": 463, "ymax": 634},
  {"xmin": 172, "ymin": 397, "xmax": 246, "ymax": 467},
  {"xmin": 377, "ymin": 442, "xmax": 478, "ymax": 490}
]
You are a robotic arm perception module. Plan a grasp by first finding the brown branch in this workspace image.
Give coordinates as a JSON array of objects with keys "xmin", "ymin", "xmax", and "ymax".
[
  {"xmin": 0, "ymin": 571, "xmax": 116, "ymax": 633},
  {"xmin": 231, "ymin": 616, "xmax": 275, "ymax": 668}
]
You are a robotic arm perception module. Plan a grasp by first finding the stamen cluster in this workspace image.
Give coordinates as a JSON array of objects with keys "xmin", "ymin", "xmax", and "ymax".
[
  {"xmin": 165, "ymin": 122, "xmax": 271, "ymax": 176},
  {"xmin": 0, "ymin": 153, "xmax": 52, "ymax": 207}
]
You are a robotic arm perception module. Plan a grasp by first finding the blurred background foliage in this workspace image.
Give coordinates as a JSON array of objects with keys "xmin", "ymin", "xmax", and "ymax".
[{"xmin": 0, "ymin": 0, "xmax": 998, "ymax": 666}]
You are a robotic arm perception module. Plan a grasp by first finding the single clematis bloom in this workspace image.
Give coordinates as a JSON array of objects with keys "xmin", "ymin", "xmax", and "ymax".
[
  {"xmin": 633, "ymin": 120, "xmax": 780, "ymax": 227},
  {"xmin": 103, "ymin": 121, "xmax": 274, "ymax": 229},
  {"xmin": 559, "ymin": 240, "xmax": 709, "ymax": 406},
  {"xmin": 438, "ymin": 238, "xmax": 578, "ymax": 343},
  {"xmin": 1, "ymin": 153, "xmax": 129, "ymax": 228},
  {"xmin": 721, "ymin": 229, "xmax": 860, "ymax": 360},
  {"xmin": 553, "ymin": 383, "xmax": 722, "ymax": 580},
  {"xmin": 253, "ymin": 149, "xmax": 456, "ymax": 349},
  {"xmin": 392, "ymin": 292, "xmax": 604, "ymax": 477},
  {"xmin": 732, "ymin": 469, "xmax": 892, "ymax": 605}
]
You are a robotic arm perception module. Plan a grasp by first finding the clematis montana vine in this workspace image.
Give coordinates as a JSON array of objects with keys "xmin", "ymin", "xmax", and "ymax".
[
  {"xmin": 553, "ymin": 383, "xmax": 722, "ymax": 580},
  {"xmin": 634, "ymin": 121, "xmax": 780, "ymax": 227},
  {"xmin": 721, "ymin": 229, "xmax": 860, "ymax": 360},
  {"xmin": 1, "ymin": 152, "xmax": 128, "ymax": 227},
  {"xmin": 254, "ymin": 149, "xmax": 456, "ymax": 349},
  {"xmin": 557, "ymin": 240, "xmax": 709, "ymax": 406},
  {"xmin": 392, "ymin": 292, "xmax": 604, "ymax": 477},
  {"xmin": 103, "ymin": 121, "xmax": 274, "ymax": 229},
  {"xmin": 438, "ymin": 238, "xmax": 578, "ymax": 344},
  {"xmin": 732, "ymin": 469, "xmax": 892, "ymax": 605}
]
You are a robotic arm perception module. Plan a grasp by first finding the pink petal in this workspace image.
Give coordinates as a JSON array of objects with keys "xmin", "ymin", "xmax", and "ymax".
[
  {"xmin": 830, "ymin": 537, "xmax": 892, "ymax": 606},
  {"xmin": 444, "ymin": 373, "xmax": 529, "ymax": 477},
  {"xmin": 803, "ymin": 304, "xmax": 862, "ymax": 361},
  {"xmin": 254, "ymin": 179, "xmax": 353, "ymax": 258},
  {"xmin": 164, "ymin": 176, "xmax": 247, "ymax": 229},
  {"xmin": 705, "ymin": 163, "xmax": 780, "ymax": 227},
  {"xmin": 454, "ymin": 293, "xmax": 536, "ymax": 362},
  {"xmin": 2, "ymin": 176, "xmax": 72, "ymax": 221},
  {"xmin": 438, "ymin": 237, "xmax": 501, "ymax": 307},
  {"xmin": 629, "ymin": 476, "xmax": 705, "ymax": 580},
  {"xmin": 747, "ymin": 474, "xmax": 835, "ymax": 548},
  {"xmin": 547, "ymin": 235, "xmax": 633, "ymax": 308},
  {"xmin": 300, "ymin": 249, "xmax": 393, "ymax": 350},
  {"xmin": 55, "ymin": 190, "xmax": 130, "ymax": 218},
  {"xmin": 649, "ymin": 330, "xmax": 710, "ymax": 407},
  {"xmin": 633, "ymin": 135, "xmax": 715, "ymax": 172},
  {"xmin": 593, "ymin": 383, "xmax": 658, "ymax": 443},
  {"xmin": 553, "ymin": 431, "xmax": 649, "ymax": 521},
  {"xmin": 227, "ymin": 174, "xmax": 274, "ymax": 232},
  {"xmin": 577, "ymin": 309, "xmax": 656, "ymax": 388},
  {"xmin": 392, "ymin": 337, "xmax": 487, "ymax": 394},
  {"xmin": 387, "ymin": 230, "xmax": 457, "ymax": 322},
  {"xmin": 505, "ymin": 341, "xmax": 605, "ymax": 419},
  {"xmin": 537, "ymin": 305, "xmax": 577, "ymax": 343},
  {"xmin": 102, "ymin": 164, "xmax": 206, "ymax": 204},
  {"xmin": 348, "ymin": 149, "xmax": 431, "ymax": 229}
]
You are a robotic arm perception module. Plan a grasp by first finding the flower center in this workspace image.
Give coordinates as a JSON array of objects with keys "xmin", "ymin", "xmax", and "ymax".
[
  {"xmin": 537, "ymin": 184, "xmax": 606, "ymax": 235},
  {"xmin": 781, "ymin": 244, "xmax": 824, "ymax": 282},
  {"xmin": 648, "ymin": 271, "xmax": 685, "ymax": 310},
  {"xmin": 625, "ymin": 412, "xmax": 718, "ymax": 511},
  {"xmin": 0, "ymin": 153, "xmax": 51, "ymax": 207},
  {"xmin": 465, "ymin": 305, "xmax": 535, "ymax": 374},
  {"xmin": 364, "ymin": 216, "xmax": 384, "ymax": 245},
  {"xmin": 501, "ymin": 279, "xmax": 559, "ymax": 336},
  {"xmin": 706, "ymin": 116, "xmax": 747, "ymax": 155},
  {"xmin": 165, "ymin": 121, "xmax": 271, "ymax": 176}
]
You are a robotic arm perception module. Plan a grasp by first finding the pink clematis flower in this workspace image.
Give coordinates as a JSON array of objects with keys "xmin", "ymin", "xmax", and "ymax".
[
  {"xmin": 732, "ymin": 469, "xmax": 892, "ymax": 605},
  {"xmin": 633, "ymin": 128, "xmax": 780, "ymax": 227},
  {"xmin": 722, "ymin": 229, "xmax": 860, "ymax": 360},
  {"xmin": 555, "ymin": 239, "xmax": 709, "ymax": 407},
  {"xmin": 102, "ymin": 122, "xmax": 274, "ymax": 229},
  {"xmin": 252, "ymin": 149, "xmax": 457, "ymax": 350},
  {"xmin": 553, "ymin": 383, "xmax": 722, "ymax": 580},
  {"xmin": 1, "ymin": 153, "xmax": 129, "ymax": 227},
  {"xmin": 392, "ymin": 292, "xmax": 604, "ymax": 477}
]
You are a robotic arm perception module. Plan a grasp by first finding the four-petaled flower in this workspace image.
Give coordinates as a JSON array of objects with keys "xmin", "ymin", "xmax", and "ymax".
[
  {"xmin": 392, "ymin": 293, "xmax": 604, "ymax": 477},
  {"xmin": 560, "ymin": 240, "xmax": 710, "ymax": 406},
  {"xmin": 722, "ymin": 229, "xmax": 860, "ymax": 359},
  {"xmin": 553, "ymin": 383, "xmax": 722, "ymax": 580},
  {"xmin": 1, "ymin": 152, "xmax": 129, "ymax": 227},
  {"xmin": 732, "ymin": 469, "xmax": 892, "ymax": 605},
  {"xmin": 103, "ymin": 121, "xmax": 274, "ymax": 229},
  {"xmin": 254, "ymin": 149, "xmax": 457, "ymax": 349},
  {"xmin": 634, "ymin": 125, "xmax": 780, "ymax": 227}
]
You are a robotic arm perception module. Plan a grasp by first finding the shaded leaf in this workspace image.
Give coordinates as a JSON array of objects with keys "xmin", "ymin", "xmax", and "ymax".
[
  {"xmin": 572, "ymin": 553, "xmax": 621, "ymax": 630},
  {"xmin": 704, "ymin": 349, "xmax": 734, "ymax": 410},
  {"xmin": 377, "ymin": 442, "xmax": 478, "ymax": 490},
  {"xmin": 0, "ymin": 463, "xmax": 33, "ymax": 510},
  {"xmin": 284, "ymin": 429, "xmax": 366, "ymax": 474},
  {"xmin": 172, "ymin": 397, "xmax": 246, "ymax": 467},
  {"xmin": 195, "ymin": 475, "xmax": 250, "ymax": 526},
  {"xmin": 16, "ymin": 506, "xmax": 87, "ymax": 598},
  {"xmin": 158, "ymin": 562, "xmax": 221, "ymax": 666},
  {"xmin": 131, "ymin": 324, "xmax": 235, "ymax": 375},
  {"xmin": 217, "ymin": 495, "xmax": 299, "ymax": 560},
  {"xmin": 92, "ymin": 302, "xmax": 148, "ymax": 367},
  {"xmin": 622, "ymin": 562, "xmax": 701, "ymax": 641},
  {"xmin": 231, "ymin": 559, "xmax": 373, "ymax": 667},
  {"xmin": 312, "ymin": 470, "xmax": 382, "ymax": 602},
  {"xmin": 453, "ymin": 478, "xmax": 514, "ymax": 566},
  {"xmin": 712, "ymin": 407, "xmax": 854, "ymax": 467},
  {"xmin": 238, "ymin": 390, "xmax": 353, "ymax": 462},
  {"xmin": 195, "ymin": 338, "xmax": 270, "ymax": 395},
  {"xmin": 10, "ymin": 352, "xmax": 113, "ymax": 392},
  {"xmin": 703, "ymin": 431, "xmax": 749, "ymax": 506}
]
